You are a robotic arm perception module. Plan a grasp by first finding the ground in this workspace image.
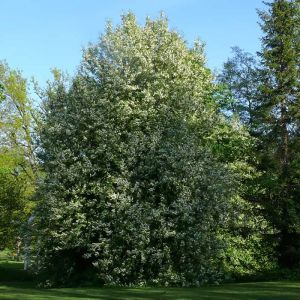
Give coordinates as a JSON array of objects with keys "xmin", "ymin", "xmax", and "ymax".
[
  {"xmin": 1, "ymin": 281, "xmax": 300, "ymax": 300},
  {"xmin": 1, "ymin": 258, "xmax": 300, "ymax": 299}
]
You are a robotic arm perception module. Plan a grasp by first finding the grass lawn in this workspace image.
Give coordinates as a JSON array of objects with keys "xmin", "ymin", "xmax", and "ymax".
[{"xmin": 1, "ymin": 259, "xmax": 300, "ymax": 299}]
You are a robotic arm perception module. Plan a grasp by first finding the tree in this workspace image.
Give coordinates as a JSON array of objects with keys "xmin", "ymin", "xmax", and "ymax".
[
  {"xmin": 216, "ymin": 54, "xmax": 277, "ymax": 278},
  {"xmin": 217, "ymin": 47, "xmax": 262, "ymax": 130},
  {"xmin": 0, "ymin": 61, "xmax": 37, "ymax": 252},
  {"xmin": 32, "ymin": 13, "xmax": 255, "ymax": 286},
  {"xmin": 219, "ymin": 0, "xmax": 300, "ymax": 269},
  {"xmin": 255, "ymin": 0, "xmax": 300, "ymax": 267}
]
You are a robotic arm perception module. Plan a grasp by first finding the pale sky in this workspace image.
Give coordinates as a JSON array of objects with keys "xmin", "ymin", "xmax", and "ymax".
[{"xmin": 1, "ymin": 0, "xmax": 265, "ymax": 85}]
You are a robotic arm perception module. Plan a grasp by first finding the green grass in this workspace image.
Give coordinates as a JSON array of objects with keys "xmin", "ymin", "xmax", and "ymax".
[
  {"xmin": 1, "ymin": 282, "xmax": 300, "ymax": 300},
  {"xmin": 1, "ymin": 259, "xmax": 300, "ymax": 299}
]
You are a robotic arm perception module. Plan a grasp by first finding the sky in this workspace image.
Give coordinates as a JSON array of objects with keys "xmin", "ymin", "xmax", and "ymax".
[{"xmin": 1, "ymin": 0, "xmax": 266, "ymax": 86}]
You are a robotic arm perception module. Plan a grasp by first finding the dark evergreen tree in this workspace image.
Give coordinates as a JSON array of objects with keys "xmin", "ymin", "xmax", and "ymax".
[{"xmin": 256, "ymin": 0, "xmax": 300, "ymax": 267}]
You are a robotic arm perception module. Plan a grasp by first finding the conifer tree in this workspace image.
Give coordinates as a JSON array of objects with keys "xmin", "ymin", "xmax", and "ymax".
[{"xmin": 256, "ymin": 0, "xmax": 300, "ymax": 267}]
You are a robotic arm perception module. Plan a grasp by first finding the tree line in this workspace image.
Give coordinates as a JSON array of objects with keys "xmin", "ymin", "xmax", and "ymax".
[{"xmin": 0, "ymin": 0, "xmax": 299, "ymax": 287}]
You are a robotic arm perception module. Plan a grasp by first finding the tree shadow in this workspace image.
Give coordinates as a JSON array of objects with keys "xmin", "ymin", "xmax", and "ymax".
[{"xmin": 1, "ymin": 281, "xmax": 300, "ymax": 299}]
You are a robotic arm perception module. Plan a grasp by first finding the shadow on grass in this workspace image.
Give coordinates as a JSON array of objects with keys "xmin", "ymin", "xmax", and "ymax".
[
  {"xmin": 1, "ymin": 261, "xmax": 300, "ymax": 299},
  {"xmin": 1, "ymin": 281, "xmax": 300, "ymax": 300},
  {"xmin": 0, "ymin": 260, "xmax": 33, "ymax": 282}
]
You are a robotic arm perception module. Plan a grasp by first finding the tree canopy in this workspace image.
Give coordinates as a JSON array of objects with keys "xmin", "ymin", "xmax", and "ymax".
[
  {"xmin": 29, "ymin": 13, "xmax": 261, "ymax": 286},
  {"xmin": 0, "ymin": 61, "xmax": 37, "ymax": 251}
]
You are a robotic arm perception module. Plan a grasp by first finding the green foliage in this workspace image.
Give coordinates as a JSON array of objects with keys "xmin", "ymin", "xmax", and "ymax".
[
  {"xmin": 0, "ymin": 83, "xmax": 4, "ymax": 101},
  {"xmin": 0, "ymin": 153, "xmax": 27, "ymax": 249},
  {"xmin": 217, "ymin": 47, "xmax": 262, "ymax": 130},
  {"xmin": 219, "ymin": 0, "xmax": 300, "ymax": 270},
  {"xmin": 216, "ymin": 49, "xmax": 276, "ymax": 278},
  {"xmin": 0, "ymin": 61, "xmax": 37, "ymax": 250},
  {"xmin": 221, "ymin": 196, "xmax": 277, "ymax": 279}
]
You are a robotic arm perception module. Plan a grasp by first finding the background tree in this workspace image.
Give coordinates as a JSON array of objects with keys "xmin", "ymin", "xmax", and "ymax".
[
  {"xmin": 219, "ymin": 0, "xmax": 300, "ymax": 268},
  {"xmin": 217, "ymin": 47, "xmax": 262, "ymax": 131},
  {"xmin": 0, "ymin": 61, "xmax": 37, "ymax": 253},
  {"xmin": 215, "ymin": 68, "xmax": 276, "ymax": 278},
  {"xmin": 255, "ymin": 0, "xmax": 300, "ymax": 268}
]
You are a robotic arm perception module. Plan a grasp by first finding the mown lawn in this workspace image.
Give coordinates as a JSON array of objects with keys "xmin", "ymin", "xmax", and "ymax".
[{"xmin": 1, "ymin": 260, "xmax": 300, "ymax": 299}]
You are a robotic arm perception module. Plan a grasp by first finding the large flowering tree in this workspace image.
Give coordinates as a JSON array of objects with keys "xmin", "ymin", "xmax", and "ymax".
[{"xmin": 33, "ymin": 13, "xmax": 254, "ymax": 286}]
